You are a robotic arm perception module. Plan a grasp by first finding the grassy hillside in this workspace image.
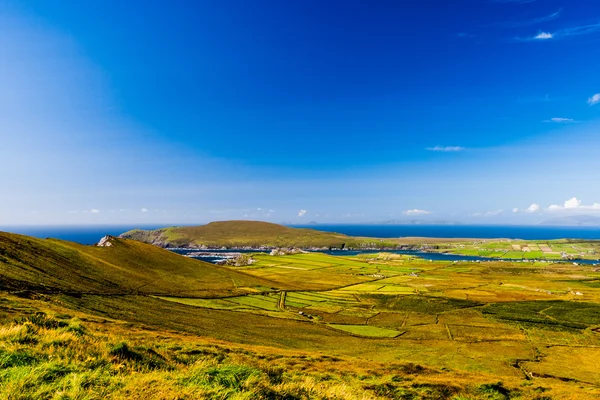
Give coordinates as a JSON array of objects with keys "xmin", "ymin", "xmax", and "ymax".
[
  {"xmin": 0, "ymin": 290, "xmax": 595, "ymax": 399},
  {"xmin": 120, "ymin": 220, "xmax": 398, "ymax": 249},
  {"xmin": 0, "ymin": 231, "xmax": 278, "ymax": 297},
  {"xmin": 1, "ymin": 302, "xmax": 561, "ymax": 400}
]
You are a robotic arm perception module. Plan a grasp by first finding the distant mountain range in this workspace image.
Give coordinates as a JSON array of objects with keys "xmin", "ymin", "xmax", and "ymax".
[{"xmin": 540, "ymin": 214, "xmax": 600, "ymax": 226}]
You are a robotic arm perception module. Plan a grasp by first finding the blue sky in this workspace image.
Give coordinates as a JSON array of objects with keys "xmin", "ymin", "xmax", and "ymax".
[{"xmin": 1, "ymin": 0, "xmax": 599, "ymax": 225}]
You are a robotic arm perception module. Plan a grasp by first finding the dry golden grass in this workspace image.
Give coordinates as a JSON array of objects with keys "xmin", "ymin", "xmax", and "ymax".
[{"xmin": 1, "ymin": 305, "xmax": 598, "ymax": 400}]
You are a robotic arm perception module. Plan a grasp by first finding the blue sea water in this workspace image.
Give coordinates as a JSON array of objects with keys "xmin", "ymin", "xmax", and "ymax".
[
  {"xmin": 2, "ymin": 224, "xmax": 600, "ymax": 245},
  {"xmin": 293, "ymin": 224, "xmax": 600, "ymax": 240},
  {"xmin": 0, "ymin": 225, "xmax": 165, "ymax": 245}
]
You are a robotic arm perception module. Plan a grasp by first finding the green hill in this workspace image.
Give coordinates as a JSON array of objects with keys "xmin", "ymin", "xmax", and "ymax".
[
  {"xmin": 120, "ymin": 220, "xmax": 377, "ymax": 248},
  {"xmin": 0, "ymin": 231, "xmax": 277, "ymax": 297}
]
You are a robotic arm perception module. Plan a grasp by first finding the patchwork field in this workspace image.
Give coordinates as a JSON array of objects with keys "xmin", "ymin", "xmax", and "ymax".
[
  {"xmin": 438, "ymin": 239, "xmax": 600, "ymax": 261},
  {"xmin": 153, "ymin": 251, "xmax": 600, "ymax": 396}
]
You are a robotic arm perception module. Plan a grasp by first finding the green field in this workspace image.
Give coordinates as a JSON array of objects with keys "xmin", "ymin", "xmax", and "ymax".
[
  {"xmin": 1, "ymin": 231, "xmax": 600, "ymax": 399},
  {"xmin": 442, "ymin": 239, "xmax": 600, "ymax": 261},
  {"xmin": 328, "ymin": 324, "xmax": 403, "ymax": 338}
]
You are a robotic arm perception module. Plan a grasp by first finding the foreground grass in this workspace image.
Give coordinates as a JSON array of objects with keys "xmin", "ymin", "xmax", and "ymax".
[{"xmin": 0, "ymin": 311, "xmax": 582, "ymax": 400}]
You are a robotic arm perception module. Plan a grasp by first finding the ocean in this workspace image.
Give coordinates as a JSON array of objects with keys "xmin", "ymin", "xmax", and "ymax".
[
  {"xmin": 1, "ymin": 224, "xmax": 600, "ymax": 245},
  {"xmin": 0, "ymin": 225, "xmax": 165, "ymax": 245},
  {"xmin": 294, "ymin": 224, "xmax": 600, "ymax": 240}
]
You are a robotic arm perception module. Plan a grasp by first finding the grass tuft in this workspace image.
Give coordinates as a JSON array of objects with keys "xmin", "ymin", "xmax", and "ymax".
[
  {"xmin": 0, "ymin": 349, "xmax": 39, "ymax": 368},
  {"xmin": 17, "ymin": 312, "xmax": 68, "ymax": 330},
  {"xmin": 476, "ymin": 382, "xmax": 513, "ymax": 399}
]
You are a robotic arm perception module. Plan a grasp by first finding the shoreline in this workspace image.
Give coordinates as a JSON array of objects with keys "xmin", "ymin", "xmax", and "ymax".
[{"xmin": 172, "ymin": 247, "xmax": 600, "ymax": 265}]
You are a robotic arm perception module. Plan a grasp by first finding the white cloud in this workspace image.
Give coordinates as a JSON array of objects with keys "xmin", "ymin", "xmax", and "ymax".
[
  {"xmin": 403, "ymin": 209, "xmax": 431, "ymax": 216},
  {"xmin": 588, "ymin": 93, "xmax": 600, "ymax": 106},
  {"xmin": 534, "ymin": 32, "xmax": 553, "ymax": 40},
  {"xmin": 564, "ymin": 197, "xmax": 581, "ymax": 209},
  {"xmin": 141, "ymin": 208, "xmax": 148, "ymax": 213},
  {"xmin": 544, "ymin": 117, "xmax": 576, "ymax": 123},
  {"xmin": 512, "ymin": 207, "xmax": 519, "ymax": 213},
  {"xmin": 90, "ymin": 209, "xmax": 100, "ymax": 214},
  {"xmin": 517, "ymin": 22, "xmax": 600, "ymax": 42},
  {"xmin": 525, "ymin": 203, "xmax": 540, "ymax": 213},
  {"xmin": 298, "ymin": 209, "xmax": 307, "ymax": 217},
  {"xmin": 426, "ymin": 146, "xmax": 465, "ymax": 152},
  {"xmin": 547, "ymin": 197, "xmax": 600, "ymax": 212}
]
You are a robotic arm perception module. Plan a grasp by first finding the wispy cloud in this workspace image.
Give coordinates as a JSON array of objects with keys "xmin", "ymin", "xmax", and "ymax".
[
  {"xmin": 141, "ymin": 208, "xmax": 149, "ymax": 213},
  {"xmin": 488, "ymin": 0, "xmax": 538, "ymax": 3},
  {"xmin": 511, "ymin": 203, "xmax": 540, "ymax": 213},
  {"xmin": 257, "ymin": 207, "xmax": 275, "ymax": 217},
  {"xmin": 403, "ymin": 209, "xmax": 431, "ymax": 216},
  {"xmin": 456, "ymin": 32, "xmax": 476, "ymax": 39},
  {"xmin": 588, "ymin": 93, "xmax": 600, "ymax": 105},
  {"xmin": 489, "ymin": 9, "xmax": 561, "ymax": 28},
  {"xmin": 472, "ymin": 209, "xmax": 504, "ymax": 217},
  {"xmin": 298, "ymin": 209, "xmax": 307, "ymax": 217},
  {"xmin": 426, "ymin": 146, "xmax": 465, "ymax": 152},
  {"xmin": 526, "ymin": 10, "xmax": 561, "ymax": 26},
  {"xmin": 516, "ymin": 94, "xmax": 563, "ymax": 103},
  {"xmin": 557, "ymin": 22, "xmax": 600, "ymax": 38},
  {"xmin": 543, "ymin": 117, "xmax": 577, "ymax": 123},
  {"xmin": 67, "ymin": 208, "xmax": 101, "ymax": 214}
]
